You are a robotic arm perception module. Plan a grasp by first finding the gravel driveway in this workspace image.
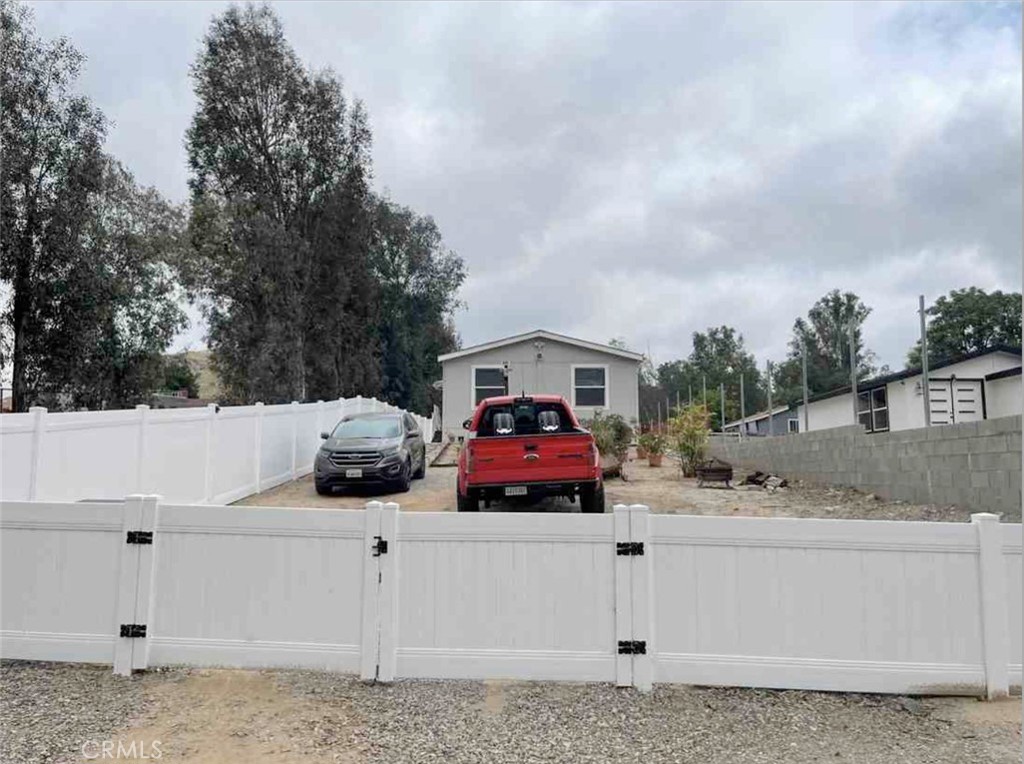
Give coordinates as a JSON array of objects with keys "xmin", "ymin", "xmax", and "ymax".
[{"xmin": 2, "ymin": 662, "xmax": 1020, "ymax": 764}]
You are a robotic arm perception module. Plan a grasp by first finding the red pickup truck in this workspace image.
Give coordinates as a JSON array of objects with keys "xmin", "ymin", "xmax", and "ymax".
[{"xmin": 456, "ymin": 394, "xmax": 604, "ymax": 513}]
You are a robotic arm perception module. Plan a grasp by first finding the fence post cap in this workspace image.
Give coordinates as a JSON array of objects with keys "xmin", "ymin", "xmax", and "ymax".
[
  {"xmin": 135, "ymin": 404, "xmax": 150, "ymax": 410},
  {"xmin": 365, "ymin": 500, "xmax": 384, "ymax": 510},
  {"xmin": 28, "ymin": 405, "xmax": 47, "ymax": 414},
  {"xmin": 255, "ymin": 401, "xmax": 264, "ymax": 408},
  {"xmin": 971, "ymin": 512, "xmax": 1001, "ymax": 524}
]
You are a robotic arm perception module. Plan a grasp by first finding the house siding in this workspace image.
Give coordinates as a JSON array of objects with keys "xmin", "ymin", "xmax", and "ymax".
[{"xmin": 441, "ymin": 338, "xmax": 640, "ymax": 435}]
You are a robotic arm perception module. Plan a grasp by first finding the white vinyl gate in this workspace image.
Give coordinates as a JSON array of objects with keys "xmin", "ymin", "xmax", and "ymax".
[{"xmin": 1, "ymin": 499, "xmax": 1020, "ymax": 697}]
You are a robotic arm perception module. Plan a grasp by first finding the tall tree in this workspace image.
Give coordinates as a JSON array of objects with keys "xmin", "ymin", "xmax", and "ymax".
[
  {"xmin": 184, "ymin": 3, "xmax": 377, "ymax": 404},
  {"xmin": 907, "ymin": 287, "xmax": 1022, "ymax": 368},
  {"xmin": 641, "ymin": 326, "xmax": 765, "ymax": 428},
  {"xmin": 370, "ymin": 198, "xmax": 464, "ymax": 413},
  {"xmin": 772, "ymin": 290, "xmax": 875, "ymax": 404},
  {"xmin": 1, "ymin": 1, "xmax": 185, "ymax": 410}
]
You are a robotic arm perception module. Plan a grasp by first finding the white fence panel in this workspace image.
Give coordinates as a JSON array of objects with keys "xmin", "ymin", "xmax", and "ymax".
[
  {"xmin": 0, "ymin": 413, "xmax": 33, "ymax": 499},
  {"xmin": 146, "ymin": 505, "xmax": 370, "ymax": 671},
  {"xmin": 41, "ymin": 410, "xmax": 140, "ymax": 501},
  {"xmin": 294, "ymin": 403, "xmax": 321, "ymax": 475},
  {"xmin": 142, "ymin": 409, "xmax": 209, "ymax": 503},
  {"xmin": 259, "ymin": 405, "xmax": 294, "ymax": 490},
  {"xmin": 649, "ymin": 515, "xmax": 986, "ymax": 694},
  {"xmin": 392, "ymin": 512, "xmax": 619, "ymax": 681},
  {"xmin": 1, "ymin": 396, "xmax": 432, "ymax": 504},
  {"xmin": 209, "ymin": 407, "xmax": 259, "ymax": 504},
  {"xmin": 1004, "ymin": 524, "xmax": 1023, "ymax": 690},
  {"xmin": 0, "ymin": 501, "xmax": 124, "ymax": 662}
]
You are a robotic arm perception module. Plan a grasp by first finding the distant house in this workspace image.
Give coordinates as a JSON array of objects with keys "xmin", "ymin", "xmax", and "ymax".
[
  {"xmin": 723, "ymin": 405, "xmax": 799, "ymax": 436},
  {"xmin": 795, "ymin": 345, "xmax": 1022, "ymax": 434},
  {"xmin": 437, "ymin": 329, "xmax": 643, "ymax": 436}
]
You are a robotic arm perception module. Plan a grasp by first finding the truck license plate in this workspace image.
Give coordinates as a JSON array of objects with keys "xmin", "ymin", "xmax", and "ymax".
[
  {"xmin": 345, "ymin": 468, "xmax": 363, "ymax": 478},
  {"xmin": 505, "ymin": 486, "xmax": 528, "ymax": 496}
]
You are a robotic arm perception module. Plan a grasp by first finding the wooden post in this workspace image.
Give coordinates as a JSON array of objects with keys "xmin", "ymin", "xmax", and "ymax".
[
  {"xmin": 739, "ymin": 374, "xmax": 746, "ymax": 440},
  {"xmin": 27, "ymin": 406, "xmax": 47, "ymax": 500},
  {"xmin": 766, "ymin": 361, "xmax": 774, "ymax": 437},
  {"xmin": 801, "ymin": 336, "xmax": 810, "ymax": 433},
  {"xmin": 972, "ymin": 513, "xmax": 1009, "ymax": 699},
  {"xmin": 919, "ymin": 295, "xmax": 931, "ymax": 427},
  {"xmin": 849, "ymin": 321, "xmax": 859, "ymax": 427}
]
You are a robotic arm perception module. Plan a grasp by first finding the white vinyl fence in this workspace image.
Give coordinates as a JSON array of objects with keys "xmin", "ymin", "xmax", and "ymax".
[
  {"xmin": 1, "ymin": 499, "xmax": 1019, "ymax": 697},
  {"xmin": 0, "ymin": 397, "xmax": 436, "ymax": 505}
]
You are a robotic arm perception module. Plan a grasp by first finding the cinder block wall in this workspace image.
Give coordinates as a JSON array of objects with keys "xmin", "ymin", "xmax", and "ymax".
[{"xmin": 708, "ymin": 415, "xmax": 1022, "ymax": 519}]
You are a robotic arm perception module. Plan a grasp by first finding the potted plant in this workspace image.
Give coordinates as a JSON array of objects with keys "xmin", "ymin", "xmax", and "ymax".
[
  {"xmin": 635, "ymin": 436, "xmax": 648, "ymax": 460},
  {"xmin": 638, "ymin": 431, "xmax": 667, "ymax": 467}
]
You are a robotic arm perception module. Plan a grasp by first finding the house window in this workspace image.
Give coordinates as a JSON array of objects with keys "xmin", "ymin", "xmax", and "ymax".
[
  {"xmin": 788, "ymin": 418, "xmax": 799, "ymax": 433},
  {"xmin": 473, "ymin": 367, "xmax": 506, "ymax": 405},
  {"xmin": 857, "ymin": 387, "xmax": 889, "ymax": 433},
  {"xmin": 573, "ymin": 366, "xmax": 607, "ymax": 407}
]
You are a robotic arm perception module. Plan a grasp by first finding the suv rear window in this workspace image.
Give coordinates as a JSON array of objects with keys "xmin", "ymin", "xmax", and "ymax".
[{"xmin": 477, "ymin": 401, "xmax": 575, "ymax": 437}]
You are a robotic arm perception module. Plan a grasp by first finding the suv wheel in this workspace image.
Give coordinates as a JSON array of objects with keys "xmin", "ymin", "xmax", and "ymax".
[
  {"xmin": 412, "ymin": 447, "xmax": 426, "ymax": 479},
  {"xmin": 393, "ymin": 459, "xmax": 412, "ymax": 493}
]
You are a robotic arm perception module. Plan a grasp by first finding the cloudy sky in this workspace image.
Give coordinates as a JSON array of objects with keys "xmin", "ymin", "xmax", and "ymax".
[{"xmin": 31, "ymin": 0, "xmax": 1022, "ymax": 371}]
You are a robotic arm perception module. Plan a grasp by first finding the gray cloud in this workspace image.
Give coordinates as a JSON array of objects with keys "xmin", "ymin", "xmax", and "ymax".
[{"xmin": 31, "ymin": 0, "xmax": 1022, "ymax": 371}]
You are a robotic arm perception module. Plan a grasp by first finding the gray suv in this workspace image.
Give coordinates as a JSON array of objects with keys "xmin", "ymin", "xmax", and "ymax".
[{"xmin": 315, "ymin": 412, "xmax": 426, "ymax": 495}]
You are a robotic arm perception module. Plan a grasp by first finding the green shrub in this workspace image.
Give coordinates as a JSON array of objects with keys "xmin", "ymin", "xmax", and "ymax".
[
  {"xmin": 584, "ymin": 411, "xmax": 633, "ymax": 463},
  {"xmin": 668, "ymin": 405, "xmax": 711, "ymax": 477}
]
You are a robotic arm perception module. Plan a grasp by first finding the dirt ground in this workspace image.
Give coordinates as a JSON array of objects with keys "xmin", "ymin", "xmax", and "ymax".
[{"xmin": 238, "ymin": 448, "xmax": 982, "ymax": 522}]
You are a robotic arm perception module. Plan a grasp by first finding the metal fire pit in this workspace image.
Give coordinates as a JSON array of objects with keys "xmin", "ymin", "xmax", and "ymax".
[{"xmin": 696, "ymin": 458, "xmax": 734, "ymax": 488}]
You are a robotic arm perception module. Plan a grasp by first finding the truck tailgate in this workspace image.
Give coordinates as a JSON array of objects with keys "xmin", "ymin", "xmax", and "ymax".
[{"xmin": 467, "ymin": 433, "xmax": 595, "ymax": 485}]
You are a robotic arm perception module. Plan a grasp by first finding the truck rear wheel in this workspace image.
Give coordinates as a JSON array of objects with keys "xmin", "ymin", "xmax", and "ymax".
[
  {"xmin": 457, "ymin": 488, "xmax": 479, "ymax": 512},
  {"xmin": 579, "ymin": 484, "xmax": 605, "ymax": 514}
]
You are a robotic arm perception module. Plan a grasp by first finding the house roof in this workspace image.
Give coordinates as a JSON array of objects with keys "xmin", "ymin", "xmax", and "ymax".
[
  {"xmin": 437, "ymin": 329, "xmax": 644, "ymax": 363},
  {"xmin": 802, "ymin": 345, "xmax": 1022, "ymax": 405},
  {"xmin": 986, "ymin": 366, "xmax": 1022, "ymax": 382},
  {"xmin": 723, "ymin": 405, "xmax": 794, "ymax": 429}
]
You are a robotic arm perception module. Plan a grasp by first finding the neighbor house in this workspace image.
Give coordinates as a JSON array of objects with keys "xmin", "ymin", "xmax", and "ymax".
[
  {"xmin": 723, "ymin": 405, "xmax": 799, "ymax": 436},
  {"xmin": 438, "ymin": 329, "xmax": 643, "ymax": 436},
  {"xmin": 794, "ymin": 345, "xmax": 1022, "ymax": 434}
]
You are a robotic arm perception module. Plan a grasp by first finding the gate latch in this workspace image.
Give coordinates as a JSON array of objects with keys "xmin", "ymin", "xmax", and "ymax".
[
  {"xmin": 372, "ymin": 536, "xmax": 388, "ymax": 556},
  {"xmin": 617, "ymin": 640, "xmax": 647, "ymax": 655}
]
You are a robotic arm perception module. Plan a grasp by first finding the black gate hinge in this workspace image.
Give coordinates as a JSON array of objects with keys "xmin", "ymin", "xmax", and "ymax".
[
  {"xmin": 617, "ymin": 640, "xmax": 646, "ymax": 655},
  {"xmin": 126, "ymin": 531, "xmax": 153, "ymax": 545},
  {"xmin": 616, "ymin": 542, "xmax": 644, "ymax": 556},
  {"xmin": 119, "ymin": 624, "xmax": 147, "ymax": 638},
  {"xmin": 372, "ymin": 536, "xmax": 388, "ymax": 556}
]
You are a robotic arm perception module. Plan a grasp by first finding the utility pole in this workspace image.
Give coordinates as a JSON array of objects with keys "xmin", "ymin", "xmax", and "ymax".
[
  {"xmin": 675, "ymin": 390, "xmax": 680, "ymax": 416},
  {"xmin": 719, "ymin": 382, "xmax": 726, "ymax": 434},
  {"xmin": 801, "ymin": 336, "xmax": 809, "ymax": 433},
  {"xmin": 919, "ymin": 295, "xmax": 930, "ymax": 427},
  {"xmin": 702, "ymin": 376, "xmax": 707, "ymax": 408},
  {"xmin": 849, "ymin": 319, "xmax": 859, "ymax": 427},
  {"xmin": 766, "ymin": 360, "xmax": 774, "ymax": 437},
  {"xmin": 739, "ymin": 373, "xmax": 746, "ymax": 439},
  {"xmin": 657, "ymin": 400, "xmax": 661, "ymax": 429},
  {"xmin": 688, "ymin": 385, "xmax": 693, "ymax": 408}
]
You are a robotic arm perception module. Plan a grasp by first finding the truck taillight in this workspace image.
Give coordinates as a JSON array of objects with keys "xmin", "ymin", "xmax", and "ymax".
[{"xmin": 589, "ymin": 441, "xmax": 598, "ymax": 462}]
